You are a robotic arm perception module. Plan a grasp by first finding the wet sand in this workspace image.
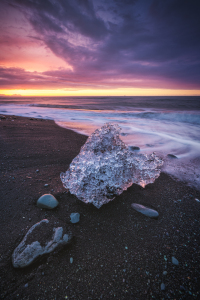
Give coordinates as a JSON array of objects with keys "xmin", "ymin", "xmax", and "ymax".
[{"xmin": 0, "ymin": 115, "xmax": 200, "ymax": 299}]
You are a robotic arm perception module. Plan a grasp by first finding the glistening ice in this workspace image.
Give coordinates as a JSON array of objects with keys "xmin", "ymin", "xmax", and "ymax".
[{"xmin": 60, "ymin": 123, "xmax": 163, "ymax": 208}]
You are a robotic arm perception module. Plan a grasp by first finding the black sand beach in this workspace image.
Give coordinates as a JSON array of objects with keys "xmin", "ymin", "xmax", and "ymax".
[{"xmin": 0, "ymin": 115, "xmax": 200, "ymax": 299}]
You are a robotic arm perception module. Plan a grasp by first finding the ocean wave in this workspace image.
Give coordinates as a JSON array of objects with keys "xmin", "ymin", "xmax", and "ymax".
[
  {"xmin": 121, "ymin": 111, "xmax": 200, "ymax": 125},
  {"xmin": 28, "ymin": 104, "xmax": 200, "ymax": 125},
  {"xmin": 29, "ymin": 103, "xmax": 102, "ymax": 110}
]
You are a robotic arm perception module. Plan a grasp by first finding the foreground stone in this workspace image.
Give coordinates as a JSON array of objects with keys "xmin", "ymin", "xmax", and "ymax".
[
  {"xmin": 129, "ymin": 146, "xmax": 140, "ymax": 151},
  {"xmin": 70, "ymin": 213, "xmax": 80, "ymax": 223},
  {"xmin": 131, "ymin": 203, "xmax": 159, "ymax": 218},
  {"xmin": 172, "ymin": 256, "xmax": 179, "ymax": 265},
  {"xmin": 167, "ymin": 154, "xmax": 178, "ymax": 159},
  {"xmin": 37, "ymin": 194, "xmax": 58, "ymax": 209},
  {"xmin": 60, "ymin": 123, "xmax": 163, "ymax": 208},
  {"xmin": 161, "ymin": 283, "xmax": 165, "ymax": 291},
  {"xmin": 12, "ymin": 219, "xmax": 71, "ymax": 268}
]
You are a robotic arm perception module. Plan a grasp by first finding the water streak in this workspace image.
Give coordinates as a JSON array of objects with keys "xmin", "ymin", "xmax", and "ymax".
[{"xmin": 1, "ymin": 96, "xmax": 200, "ymax": 190}]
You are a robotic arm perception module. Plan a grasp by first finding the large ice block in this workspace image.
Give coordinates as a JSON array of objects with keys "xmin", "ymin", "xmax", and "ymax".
[{"xmin": 60, "ymin": 123, "xmax": 163, "ymax": 208}]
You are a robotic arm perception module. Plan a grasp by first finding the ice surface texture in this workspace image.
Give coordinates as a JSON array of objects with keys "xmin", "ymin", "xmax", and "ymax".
[{"xmin": 60, "ymin": 123, "xmax": 163, "ymax": 208}]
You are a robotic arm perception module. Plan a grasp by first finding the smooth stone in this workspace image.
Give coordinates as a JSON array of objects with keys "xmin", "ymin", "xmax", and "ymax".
[
  {"xmin": 131, "ymin": 203, "xmax": 159, "ymax": 218},
  {"xmin": 161, "ymin": 283, "xmax": 165, "ymax": 291},
  {"xmin": 12, "ymin": 219, "xmax": 72, "ymax": 268},
  {"xmin": 70, "ymin": 213, "xmax": 80, "ymax": 223},
  {"xmin": 70, "ymin": 257, "xmax": 73, "ymax": 263},
  {"xmin": 37, "ymin": 194, "xmax": 58, "ymax": 209},
  {"xmin": 172, "ymin": 256, "xmax": 179, "ymax": 265},
  {"xmin": 129, "ymin": 146, "xmax": 140, "ymax": 151},
  {"xmin": 167, "ymin": 154, "xmax": 178, "ymax": 159},
  {"xmin": 163, "ymin": 271, "xmax": 167, "ymax": 275}
]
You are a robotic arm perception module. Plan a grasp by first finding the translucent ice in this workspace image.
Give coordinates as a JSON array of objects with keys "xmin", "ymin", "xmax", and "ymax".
[{"xmin": 60, "ymin": 123, "xmax": 163, "ymax": 208}]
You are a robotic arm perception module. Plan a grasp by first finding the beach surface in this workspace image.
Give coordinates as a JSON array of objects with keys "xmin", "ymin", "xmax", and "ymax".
[{"xmin": 0, "ymin": 115, "xmax": 200, "ymax": 299}]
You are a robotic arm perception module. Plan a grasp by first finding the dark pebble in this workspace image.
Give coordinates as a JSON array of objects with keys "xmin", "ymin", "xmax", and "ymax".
[
  {"xmin": 129, "ymin": 146, "xmax": 140, "ymax": 151},
  {"xmin": 167, "ymin": 154, "xmax": 178, "ymax": 159}
]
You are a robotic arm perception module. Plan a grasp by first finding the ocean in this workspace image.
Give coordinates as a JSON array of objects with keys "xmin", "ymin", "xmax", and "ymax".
[{"xmin": 1, "ymin": 96, "xmax": 200, "ymax": 190}]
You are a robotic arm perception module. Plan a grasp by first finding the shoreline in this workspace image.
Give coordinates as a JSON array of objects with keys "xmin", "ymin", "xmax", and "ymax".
[
  {"xmin": 1, "ymin": 106, "xmax": 200, "ymax": 193},
  {"xmin": 0, "ymin": 115, "xmax": 200, "ymax": 299}
]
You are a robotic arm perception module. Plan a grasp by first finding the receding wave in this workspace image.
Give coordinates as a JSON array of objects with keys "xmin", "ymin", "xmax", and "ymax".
[
  {"xmin": 29, "ymin": 104, "xmax": 102, "ymax": 110},
  {"xmin": 122, "ymin": 111, "xmax": 200, "ymax": 125},
  {"xmin": 29, "ymin": 104, "xmax": 200, "ymax": 125}
]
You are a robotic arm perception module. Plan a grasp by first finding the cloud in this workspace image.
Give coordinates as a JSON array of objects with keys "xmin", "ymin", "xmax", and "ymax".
[
  {"xmin": 1, "ymin": 64, "xmax": 198, "ymax": 91},
  {"xmin": 0, "ymin": 0, "xmax": 200, "ymax": 90}
]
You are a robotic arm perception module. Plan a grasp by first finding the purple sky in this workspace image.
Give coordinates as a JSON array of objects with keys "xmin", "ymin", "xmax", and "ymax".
[{"xmin": 0, "ymin": 0, "xmax": 200, "ymax": 95}]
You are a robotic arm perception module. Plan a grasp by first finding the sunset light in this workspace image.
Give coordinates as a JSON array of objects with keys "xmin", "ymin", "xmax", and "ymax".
[
  {"xmin": 0, "ymin": 0, "xmax": 200, "ymax": 96},
  {"xmin": 1, "ymin": 88, "xmax": 200, "ymax": 97}
]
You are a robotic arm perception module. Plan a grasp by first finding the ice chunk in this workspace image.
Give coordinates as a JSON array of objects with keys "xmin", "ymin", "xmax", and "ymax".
[{"xmin": 60, "ymin": 123, "xmax": 163, "ymax": 208}]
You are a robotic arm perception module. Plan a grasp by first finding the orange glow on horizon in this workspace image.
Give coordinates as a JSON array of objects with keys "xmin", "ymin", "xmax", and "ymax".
[{"xmin": 1, "ymin": 88, "xmax": 200, "ymax": 97}]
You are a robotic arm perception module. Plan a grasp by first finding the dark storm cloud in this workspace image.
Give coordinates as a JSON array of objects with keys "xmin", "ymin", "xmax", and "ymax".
[
  {"xmin": 13, "ymin": 0, "xmax": 108, "ymax": 39},
  {"xmin": 1, "ymin": 0, "xmax": 200, "ymax": 89}
]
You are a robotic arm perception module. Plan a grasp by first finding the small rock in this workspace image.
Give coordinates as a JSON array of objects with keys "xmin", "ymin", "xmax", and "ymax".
[
  {"xmin": 195, "ymin": 198, "xmax": 200, "ymax": 202},
  {"xmin": 44, "ymin": 184, "xmax": 49, "ymax": 187},
  {"xmin": 129, "ymin": 146, "xmax": 140, "ymax": 151},
  {"xmin": 131, "ymin": 203, "xmax": 159, "ymax": 218},
  {"xmin": 24, "ymin": 283, "xmax": 28, "ymax": 288},
  {"xmin": 37, "ymin": 194, "xmax": 58, "ymax": 209},
  {"xmin": 161, "ymin": 283, "xmax": 165, "ymax": 291},
  {"xmin": 36, "ymin": 169, "xmax": 39, "ymax": 173},
  {"xmin": 167, "ymin": 154, "xmax": 177, "ymax": 159},
  {"xmin": 70, "ymin": 213, "xmax": 80, "ymax": 223},
  {"xmin": 172, "ymin": 256, "xmax": 179, "ymax": 265},
  {"xmin": 120, "ymin": 132, "xmax": 127, "ymax": 136},
  {"xmin": 163, "ymin": 271, "xmax": 167, "ymax": 276},
  {"xmin": 70, "ymin": 257, "xmax": 73, "ymax": 263},
  {"xmin": 12, "ymin": 219, "xmax": 72, "ymax": 268}
]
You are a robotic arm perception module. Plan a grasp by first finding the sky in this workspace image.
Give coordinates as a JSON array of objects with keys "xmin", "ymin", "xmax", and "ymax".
[{"xmin": 0, "ymin": 0, "xmax": 200, "ymax": 97}]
